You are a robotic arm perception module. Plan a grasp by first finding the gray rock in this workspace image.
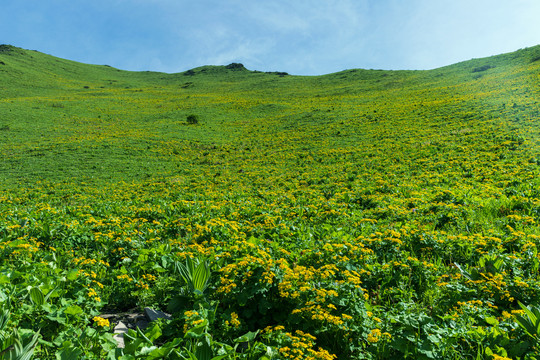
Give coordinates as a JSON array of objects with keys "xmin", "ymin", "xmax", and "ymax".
[
  {"xmin": 113, "ymin": 321, "xmax": 129, "ymax": 348},
  {"xmin": 105, "ymin": 308, "xmax": 171, "ymax": 348},
  {"xmin": 135, "ymin": 318, "xmax": 150, "ymax": 329},
  {"xmin": 144, "ymin": 307, "xmax": 171, "ymax": 322}
]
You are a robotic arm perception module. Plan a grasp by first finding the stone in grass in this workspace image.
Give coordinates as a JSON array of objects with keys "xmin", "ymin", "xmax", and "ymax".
[
  {"xmin": 110, "ymin": 308, "xmax": 171, "ymax": 348},
  {"xmin": 144, "ymin": 307, "xmax": 172, "ymax": 322},
  {"xmin": 113, "ymin": 321, "xmax": 129, "ymax": 349},
  {"xmin": 135, "ymin": 318, "xmax": 150, "ymax": 330}
]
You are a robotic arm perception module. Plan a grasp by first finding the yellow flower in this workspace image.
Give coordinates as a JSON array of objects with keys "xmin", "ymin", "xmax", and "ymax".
[
  {"xmin": 117, "ymin": 274, "xmax": 133, "ymax": 282},
  {"xmin": 93, "ymin": 316, "xmax": 110, "ymax": 327},
  {"xmin": 184, "ymin": 310, "xmax": 199, "ymax": 318},
  {"xmin": 142, "ymin": 274, "xmax": 157, "ymax": 281},
  {"xmin": 367, "ymin": 329, "xmax": 381, "ymax": 343},
  {"xmin": 230, "ymin": 312, "xmax": 241, "ymax": 328},
  {"xmin": 136, "ymin": 283, "xmax": 150, "ymax": 290}
]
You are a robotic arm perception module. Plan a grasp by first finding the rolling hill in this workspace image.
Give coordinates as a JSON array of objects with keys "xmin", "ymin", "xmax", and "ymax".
[{"xmin": 1, "ymin": 44, "xmax": 540, "ymax": 359}]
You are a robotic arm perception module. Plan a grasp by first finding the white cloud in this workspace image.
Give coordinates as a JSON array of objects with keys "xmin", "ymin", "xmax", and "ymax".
[
  {"xmin": 206, "ymin": 0, "xmax": 374, "ymax": 74},
  {"xmin": 352, "ymin": 0, "xmax": 540, "ymax": 70}
]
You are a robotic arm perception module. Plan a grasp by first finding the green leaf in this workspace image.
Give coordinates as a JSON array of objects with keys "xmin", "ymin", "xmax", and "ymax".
[
  {"xmin": 64, "ymin": 305, "xmax": 83, "ymax": 316},
  {"xmin": 185, "ymin": 320, "xmax": 209, "ymax": 338},
  {"xmin": 176, "ymin": 257, "xmax": 211, "ymax": 295},
  {"xmin": 516, "ymin": 302, "xmax": 540, "ymax": 339},
  {"xmin": 167, "ymin": 295, "xmax": 190, "ymax": 314},
  {"xmin": 0, "ymin": 310, "xmax": 10, "ymax": 332},
  {"xmin": 123, "ymin": 329, "xmax": 148, "ymax": 355},
  {"xmin": 139, "ymin": 346, "xmax": 158, "ymax": 355},
  {"xmin": 29, "ymin": 287, "xmax": 45, "ymax": 306},
  {"xmin": 520, "ymin": 302, "xmax": 538, "ymax": 324},
  {"xmin": 178, "ymin": 261, "xmax": 194, "ymax": 291},
  {"xmin": 145, "ymin": 347, "xmax": 171, "ymax": 359},
  {"xmin": 136, "ymin": 326, "xmax": 154, "ymax": 345},
  {"xmin": 515, "ymin": 315, "xmax": 536, "ymax": 338},
  {"xmin": 118, "ymin": 355, "xmax": 136, "ymax": 360},
  {"xmin": 18, "ymin": 331, "xmax": 40, "ymax": 360},
  {"xmin": 234, "ymin": 330, "xmax": 259, "ymax": 343},
  {"xmin": 146, "ymin": 338, "xmax": 183, "ymax": 359},
  {"xmin": 495, "ymin": 346, "xmax": 508, "ymax": 357},
  {"xmin": 509, "ymin": 340, "xmax": 531, "ymax": 357},
  {"xmin": 485, "ymin": 316, "xmax": 499, "ymax": 326},
  {"xmin": 161, "ymin": 256, "xmax": 168, "ymax": 269},
  {"xmin": 454, "ymin": 262, "xmax": 473, "ymax": 281},
  {"xmin": 144, "ymin": 323, "xmax": 163, "ymax": 343},
  {"xmin": 46, "ymin": 311, "xmax": 67, "ymax": 325},
  {"xmin": 56, "ymin": 341, "xmax": 83, "ymax": 360},
  {"xmin": 0, "ymin": 274, "xmax": 10, "ymax": 285},
  {"xmin": 210, "ymin": 355, "xmax": 229, "ymax": 360},
  {"xmin": 66, "ymin": 269, "xmax": 79, "ymax": 281},
  {"xmin": 193, "ymin": 261, "xmax": 210, "ymax": 292},
  {"xmin": 195, "ymin": 336, "xmax": 213, "ymax": 360}
]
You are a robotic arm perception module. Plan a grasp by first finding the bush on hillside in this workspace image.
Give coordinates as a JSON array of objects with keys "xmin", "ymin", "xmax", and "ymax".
[
  {"xmin": 472, "ymin": 64, "xmax": 494, "ymax": 73},
  {"xmin": 186, "ymin": 114, "xmax": 199, "ymax": 124},
  {"xmin": 225, "ymin": 63, "xmax": 246, "ymax": 71}
]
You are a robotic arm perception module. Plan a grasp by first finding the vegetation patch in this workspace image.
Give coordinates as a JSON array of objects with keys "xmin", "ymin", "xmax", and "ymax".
[
  {"xmin": 1, "ymin": 44, "xmax": 540, "ymax": 359},
  {"xmin": 472, "ymin": 64, "xmax": 495, "ymax": 73}
]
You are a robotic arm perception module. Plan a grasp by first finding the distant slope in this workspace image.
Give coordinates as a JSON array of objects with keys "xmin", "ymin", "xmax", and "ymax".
[
  {"xmin": 0, "ymin": 44, "xmax": 165, "ymax": 95},
  {"xmin": 0, "ymin": 43, "xmax": 539, "ymax": 187}
]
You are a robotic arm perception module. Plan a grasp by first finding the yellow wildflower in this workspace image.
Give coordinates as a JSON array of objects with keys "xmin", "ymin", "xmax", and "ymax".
[
  {"xmin": 93, "ymin": 316, "xmax": 110, "ymax": 327},
  {"xmin": 367, "ymin": 328, "xmax": 381, "ymax": 343}
]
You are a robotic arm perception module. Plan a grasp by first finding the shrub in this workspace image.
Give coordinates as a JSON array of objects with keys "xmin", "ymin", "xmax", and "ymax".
[
  {"xmin": 186, "ymin": 114, "xmax": 199, "ymax": 124},
  {"xmin": 472, "ymin": 65, "xmax": 494, "ymax": 73},
  {"xmin": 225, "ymin": 63, "xmax": 246, "ymax": 71}
]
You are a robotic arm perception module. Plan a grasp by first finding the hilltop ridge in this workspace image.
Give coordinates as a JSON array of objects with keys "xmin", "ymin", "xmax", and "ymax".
[{"xmin": 1, "ymin": 43, "xmax": 540, "ymax": 80}]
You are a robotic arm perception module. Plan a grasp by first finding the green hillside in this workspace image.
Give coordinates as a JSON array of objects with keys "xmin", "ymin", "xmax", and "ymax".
[{"xmin": 1, "ymin": 44, "xmax": 540, "ymax": 359}]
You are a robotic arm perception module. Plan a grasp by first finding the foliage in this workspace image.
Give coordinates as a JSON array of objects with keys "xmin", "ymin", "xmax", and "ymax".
[
  {"xmin": 1, "ymin": 44, "xmax": 540, "ymax": 358},
  {"xmin": 186, "ymin": 114, "xmax": 200, "ymax": 125}
]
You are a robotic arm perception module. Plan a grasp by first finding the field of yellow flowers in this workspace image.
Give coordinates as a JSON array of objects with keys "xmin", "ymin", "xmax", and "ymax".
[{"xmin": 1, "ymin": 44, "xmax": 540, "ymax": 359}]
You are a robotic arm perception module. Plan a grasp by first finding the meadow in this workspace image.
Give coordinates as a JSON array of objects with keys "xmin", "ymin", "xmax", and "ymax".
[{"xmin": 1, "ymin": 43, "xmax": 540, "ymax": 359}]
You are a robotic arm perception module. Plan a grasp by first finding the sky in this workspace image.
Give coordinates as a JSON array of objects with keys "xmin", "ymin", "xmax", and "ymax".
[{"xmin": 2, "ymin": 0, "xmax": 540, "ymax": 76}]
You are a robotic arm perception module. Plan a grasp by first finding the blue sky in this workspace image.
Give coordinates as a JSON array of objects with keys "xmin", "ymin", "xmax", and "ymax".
[{"xmin": 2, "ymin": 0, "xmax": 540, "ymax": 75}]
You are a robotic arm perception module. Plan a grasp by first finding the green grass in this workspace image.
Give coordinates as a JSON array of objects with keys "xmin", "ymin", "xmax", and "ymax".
[
  {"xmin": 1, "ymin": 43, "xmax": 540, "ymax": 359},
  {"xmin": 1, "ymin": 43, "xmax": 539, "ymax": 187}
]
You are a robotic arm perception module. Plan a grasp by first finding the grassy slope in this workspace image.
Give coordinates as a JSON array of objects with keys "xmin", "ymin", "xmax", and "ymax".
[
  {"xmin": 2, "ymin": 44, "xmax": 540, "ymax": 216},
  {"xmin": 2, "ymin": 43, "xmax": 540, "ymax": 358},
  {"xmin": 1, "ymin": 44, "xmax": 539, "ymax": 185}
]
